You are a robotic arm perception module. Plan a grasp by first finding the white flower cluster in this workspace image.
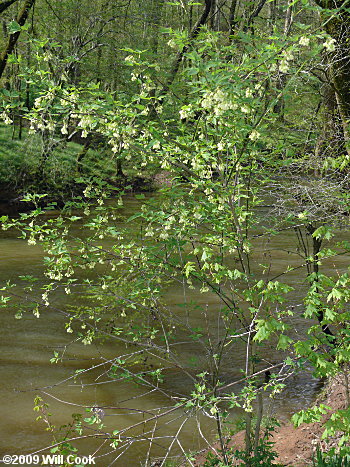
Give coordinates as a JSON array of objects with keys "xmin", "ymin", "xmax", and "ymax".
[
  {"xmin": 41, "ymin": 291, "xmax": 49, "ymax": 306},
  {"xmin": 34, "ymin": 90, "xmax": 56, "ymax": 109},
  {"xmin": 82, "ymin": 331, "xmax": 94, "ymax": 345},
  {"xmin": 245, "ymin": 88, "xmax": 253, "ymax": 98},
  {"xmin": 179, "ymin": 105, "xmax": 192, "ymax": 120},
  {"xmin": 201, "ymin": 88, "xmax": 237, "ymax": 116},
  {"xmin": 61, "ymin": 121, "xmax": 69, "ymax": 135},
  {"xmin": 279, "ymin": 48, "xmax": 294, "ymax": 74},
  {"xmin": 0, "ymin": 111, "xmax": 13, "ymax": 125},
  {"xmin": 34, "ymin": 96, "xmax": 45, "ymax": 108},
  {"xmin": 108, "ymin": 121, "xmax": 138, "ymax": 153},
  {"xmin": 323, "ymin": 37, "xmax": 336, "ymax": 52},
  {"xmin": 167, "ymin": 39, "xmax": 177, "ymax": 49},
  {"xmin": 29, "ymin": 116, "xmax": 56, "ymax": 133},
  {"xmin": 124, "ymin": 55, "xmax": 136, "ymax": 63},
  {"xmin": 249, "ymin": 129, "xmax": 260, "ymax": 141},
  {"xmin": 299, "ymin": 36, "xmax": 310, "ymax": 47},
  {"xmin": 78, "ymin": 114, "xmax": 94, "ymax": 138},
  {"xmin": 46, "ymin": 120, "xmax": 55, "ymax": 132}
]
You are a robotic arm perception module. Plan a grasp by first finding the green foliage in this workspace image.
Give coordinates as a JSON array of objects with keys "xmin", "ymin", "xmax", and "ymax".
[
  {"xmin": 3, "ymin": 1, "xmax": 350, "ymax": 464},
  {"xmin": 203, "ymin": 420, "xmax": 282, "ymax": 466},
  {"xmin": 313, "ymin": 447, "xmax": 350, "ymax": 467},
  {"xmin": 292, "ymin": 404, "xmax": 331, "ymax": 427}
]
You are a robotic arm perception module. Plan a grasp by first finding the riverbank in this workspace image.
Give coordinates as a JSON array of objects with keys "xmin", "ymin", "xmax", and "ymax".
[
  {"xmin": 0, "ymin": 173, "xmax": 158, "ymax": 216},
  {"xmin": 193, "ymin": 373, "xmax": 349, "ymax": 466}
]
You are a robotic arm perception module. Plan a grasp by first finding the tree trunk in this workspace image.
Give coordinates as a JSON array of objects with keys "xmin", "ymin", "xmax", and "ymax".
[
  {"xmin": 0, "ymin": 0, "xmax": 35, "ymax": 80},
  {"xmin": 150, "ymin": 0, "xmax": 165, "ymax": 55},
  {"xmin": 160, "ymin": 0, "xmax": 213, "ymax": 97},
  {"xmin": 210, "ymin": 0, "xmax": 219, "ymax": 31},
  {"xmin": 76, "ymin": 140, "xmax": 91, "ymax": 173},
  {"xmin": 244, "ymin": 0, "xmax": 269, "ymax": 32},
  {"xmin": 315, "ymin": 81, "xmax": 346, "ymax": 159},
  {"xmin": 116, "ymin": 158, "xmax": 124, "ymax": 178},
  {"xmin": 314, "ymin": 1, "xmax": 350, "ymax": 154},
  {"xmin": 306, "ymin": 224, "xmax": 335, "ymax": 340},
  {"xmin": 273, "ymin": 2, "xmax": 293, "ymax": 118},
  {"xmin": 228, "ymin": 0, "xmax": 238, "ymax": 36},
  {"xmin": 268, "ymin": 0, "xmax": 277, "ymax": 27},
  {"xmin": 0, "ymin": 0, "xmax": 19, "ymax": 15}
]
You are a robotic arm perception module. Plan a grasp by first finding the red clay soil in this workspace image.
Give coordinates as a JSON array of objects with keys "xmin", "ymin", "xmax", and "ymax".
[{"xmin": 193, "ymin": 373, "xmax": 350, "ymax": 466}]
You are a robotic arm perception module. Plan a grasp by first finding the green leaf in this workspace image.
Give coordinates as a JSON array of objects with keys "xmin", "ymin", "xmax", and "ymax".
[
  {"xmin": 327, "ymin": 288, "xmax": 343, "ymax": 302},
  {"xmin": 254, "ymin": 321, "xmax": 270, "ymax": 342},
  {"xmin": 277, "ymin": 334, "xmax": 292, "ymax": 350},
  {"xmin": 292, "ymin": 404, "xmax": 331, "ymax": 427},
  {"xmin": 7, "ymin": 54, "xmax": 21, "ymax": 64},
  {"xmin": 8, "ymin": 21, "xmax": 21, "ymax": 34},
  {"xmin": 201, "ymin": 249, "xmax": 209, "ymax": 261},
  {"xmin": 184, "ymin": 261, "xmax": 196, "ymax": 278},
  {"xmin": 324, "ymin": 308, "xmax": 337, "ymax": 321}
]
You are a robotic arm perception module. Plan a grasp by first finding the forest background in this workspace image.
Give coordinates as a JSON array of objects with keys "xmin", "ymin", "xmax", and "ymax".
[{"xmin": 2, "ymin": 0, "xmax": 350, "ymax": 465}]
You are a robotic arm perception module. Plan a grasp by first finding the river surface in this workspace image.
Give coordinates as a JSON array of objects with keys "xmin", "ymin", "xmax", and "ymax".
[{"xmin": 1, "ymin": 195, "xmax": 344, "ymax": 466}]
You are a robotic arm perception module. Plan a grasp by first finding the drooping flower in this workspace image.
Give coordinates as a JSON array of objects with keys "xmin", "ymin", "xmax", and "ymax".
[
  {"xmin": 279, "ymin": 60, "xmax": 289, "ymax": 74},
  {"xmin": 299, "ymin": 36, "xmax": 310, "ymax": 47},
  {"xmin": 249, "ymin": 129, "xmax": 261, "ymax": 141},
  {"xmin": 323, "ymin": 37, "xmax": 336, "ymax": 52}
]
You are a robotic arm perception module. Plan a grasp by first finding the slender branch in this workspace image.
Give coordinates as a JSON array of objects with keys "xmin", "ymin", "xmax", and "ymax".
[
  {"xmin": 244, "ymin": 0, "xmax": 268, "ymax": 31},
  {"xmin": 160, "ymin": 0, "xmax": 213, "ymax": 97}
]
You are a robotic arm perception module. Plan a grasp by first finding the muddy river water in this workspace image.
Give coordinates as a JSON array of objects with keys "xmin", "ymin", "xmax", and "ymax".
[{"xmin": 1, "ymin": 195, "xmax": 346, "ymax": 465}]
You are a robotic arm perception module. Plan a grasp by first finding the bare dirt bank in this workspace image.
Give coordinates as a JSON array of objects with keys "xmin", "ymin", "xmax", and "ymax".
[{"xmin": 193, "ymin": 373, "xmax": 349, "ymax": 466}]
